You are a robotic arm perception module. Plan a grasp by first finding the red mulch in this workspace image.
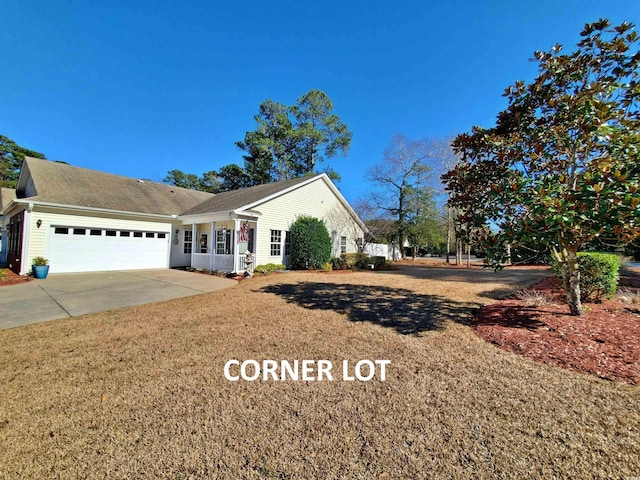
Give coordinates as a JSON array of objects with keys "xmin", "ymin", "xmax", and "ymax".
[
  {"xmin": 0, "ymin": 269, "xmax": 32, "ymax": 287},
  {"xmin": 473, "ymin": 271, "xmax": 640, "ymax": 385}
]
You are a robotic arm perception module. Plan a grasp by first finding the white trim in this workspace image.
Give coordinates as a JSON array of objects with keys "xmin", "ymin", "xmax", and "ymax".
[
  {"xmin": 190, "ymin": 224, "xmax": 196, "ymax": 267},
  {"xmin": 232, "ymin": 218, "xmax": 240, "ymax": 273},
  {"xmin": 21, "ymin": 209, "xmax": 32, "ymax": 275},
  {"xmin": 254, "ymin": 219, "xmax": 259, "ymax": 267},
  {"xmin": 178, "ymin": 211, "xmax": 234, "ymax": 223},
  {"xmin": 209, "ymin": 221, "xmax": 215, "ymax": 270},
  {"xmin": 9, "ymin": 199, "xmax": 179, "ymax": 221}
]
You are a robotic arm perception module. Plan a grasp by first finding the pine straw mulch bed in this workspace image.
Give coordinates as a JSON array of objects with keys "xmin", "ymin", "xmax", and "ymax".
[
  {"xmin": 473, "ymin": 269, "xmax": 640, "ymax": 385},
  {"xmin": 0, "ymin": 268, "xmax": 32, "ymax": 287}
]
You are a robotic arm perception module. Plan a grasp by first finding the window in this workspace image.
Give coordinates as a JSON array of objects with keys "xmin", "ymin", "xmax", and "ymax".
[
  {"xmin": 270, "ymin": 230, "xmax": 282, "ymax": 256},
  {"xmin": 341, "ymin": 236, "xmax": 347, "ymax": 254},
  {"xmin": 146, "ymin": 232, "xmax": 155, "ymax": 238},
  {"xmin": 54, "ymin": 227, "xmax": 69, "ymax": 235},
  {"xmin": 284, "ymin": 231, "xmax": 291, "ymax": 256},
  {"xmin": 184, "ymin": 230, "xmax": 193, "ymax": 254},
  {"xmin": 133, "ymin": 231, "xmax": 143, "ymax": 238},
  {"xmin": 199, "ymin": 233, "xmax": 208, "ymax": 253},
  {"xmin": 90, "ymin": 229, "xmax": 102, "ymax": 236},
  {"xmin": 216, "ymin": 229, "xmax": 231, "ymax": 255},
  {"xmin": 120, "ymin": 231, "xmax": 130, "ymax": 237},
  {"xmin": 73, "ymin": 228, "xmax": 86, "ymax": 235},
  {"xmin": 158, "ymin": 233, "xmax": 166, "ymax": 239},
  {"xmin": 106, "ymin": 230, "xmax": 117, "ymax": 237}
]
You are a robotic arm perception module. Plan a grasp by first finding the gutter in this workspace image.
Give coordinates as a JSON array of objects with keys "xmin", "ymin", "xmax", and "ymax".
[{"xmin": 9, "ymin": 199, "xmax": 180, "ymax": 221}]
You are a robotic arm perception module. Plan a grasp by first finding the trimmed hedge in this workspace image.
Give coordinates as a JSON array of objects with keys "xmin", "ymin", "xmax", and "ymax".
[
  {"xmin": 552, "ymin": 252, "xmax": 619, "ymax": 302},
  {"xmin": 341, "ymin": 252, "xmax": 371, "ymax": 270},
  {"xmin": 331, "ymin": 257, "xmax": 347, "ymax": 270},
  {"xmin": 254, "ymin": 263, "xmax": 286, "ymax": 274},
  {"xmin": 371, "ymin": 256, "xmax": 387, "ymax": 269},
  {"xmin": 290, "ymin": 216, "xmax": 332, "ymax": 270},
  {"xmin": 338, "ymin": 253, "xmax": 389, "ymax": 270},
  {"xmin": 576, "ymin": 252, "xmax": 619, "ymax": 302}
]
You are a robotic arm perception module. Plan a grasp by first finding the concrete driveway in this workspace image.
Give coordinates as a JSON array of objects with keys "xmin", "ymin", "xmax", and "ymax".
[{"xmin": 0, "ymin": 269, "xmax": 237, "ymax": 330}]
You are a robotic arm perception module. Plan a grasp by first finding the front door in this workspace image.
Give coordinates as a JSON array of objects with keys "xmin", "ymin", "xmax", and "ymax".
[{"xmin": 7, "ymin": 211, "xmax": 24, "ymax": 274}]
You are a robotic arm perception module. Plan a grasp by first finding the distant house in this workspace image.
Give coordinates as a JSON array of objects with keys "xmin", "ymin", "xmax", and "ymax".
[{"xmin": 0, "ymin": 158, "xmax": 365, "ymax": 275}]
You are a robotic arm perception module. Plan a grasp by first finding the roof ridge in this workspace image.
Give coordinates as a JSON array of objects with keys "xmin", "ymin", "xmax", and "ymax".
[{"xmin": 23, "ymin": 156, "xmax": 215, "ymax": 197}]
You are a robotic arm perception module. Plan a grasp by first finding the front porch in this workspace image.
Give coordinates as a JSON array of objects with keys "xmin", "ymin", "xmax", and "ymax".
[
  {"xmin": 191, "ymin": 253, "xmax": 249, "ymax": 272},
  {"xmin": 183, "ymin": 215, "xmax": 257, "ymax": 274}
]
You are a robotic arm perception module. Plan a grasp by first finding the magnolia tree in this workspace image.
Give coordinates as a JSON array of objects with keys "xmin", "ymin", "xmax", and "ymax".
[{"xmin": 443, "ymin": 20, "xmax": 640, "ymax": 315}]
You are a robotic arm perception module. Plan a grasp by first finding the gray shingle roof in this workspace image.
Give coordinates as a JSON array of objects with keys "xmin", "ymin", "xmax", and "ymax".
[
  {"xmin": 0, "ymin": 187, "xmax": 17, "ymax": 212},
  {"xmin": 179, "ymin": 174, "xmax": 323, "ymax": 215},
  {"xmin": 18, "ymin": 158, "xmax": 327, "ymax": 218},
  {"xmin": 21, "ymin": 157, "xmax": 215, "ymax": 216}
]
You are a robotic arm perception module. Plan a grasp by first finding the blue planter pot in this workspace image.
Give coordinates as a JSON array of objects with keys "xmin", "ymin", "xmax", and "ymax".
[{"xmin": 32, "ymin": 265, "xmax": 50, "ymax": 279}]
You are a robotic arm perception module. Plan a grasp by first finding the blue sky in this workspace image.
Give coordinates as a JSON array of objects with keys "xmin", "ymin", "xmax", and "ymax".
[{"xmin": 1, "ymin": 0, "xmax": 638, "ymax": 205}]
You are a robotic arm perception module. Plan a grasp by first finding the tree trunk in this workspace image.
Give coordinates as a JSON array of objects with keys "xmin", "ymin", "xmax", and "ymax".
[
  {"xmin": 466, "ymin": 243, "xmax": 471, "ymax": 268},
  {"xmin": 552, "ymin": 247, "xmax": 584, "ymax": 316}
]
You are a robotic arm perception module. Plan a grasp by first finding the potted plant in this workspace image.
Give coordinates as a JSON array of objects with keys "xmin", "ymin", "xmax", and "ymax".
[{"xmin": 32, "ymin": 257, "xmax": 50, "ymax": 279}]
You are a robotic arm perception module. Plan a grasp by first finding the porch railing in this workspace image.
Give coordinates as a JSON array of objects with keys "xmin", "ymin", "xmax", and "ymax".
[{"xmin": 192, "ymin": 253, "xmax": 236, "ymax": 272}]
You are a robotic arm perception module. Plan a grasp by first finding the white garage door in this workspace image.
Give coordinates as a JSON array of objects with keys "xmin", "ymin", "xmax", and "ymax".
[{"xmin": 47, "ymin": 226, "xmax": 170, "ymax": 273}]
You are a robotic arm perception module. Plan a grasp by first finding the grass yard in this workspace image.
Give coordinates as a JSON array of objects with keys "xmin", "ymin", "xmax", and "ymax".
[{"xmin": 1, "ymin": 265, "xmax": 639, "ymax": 479}]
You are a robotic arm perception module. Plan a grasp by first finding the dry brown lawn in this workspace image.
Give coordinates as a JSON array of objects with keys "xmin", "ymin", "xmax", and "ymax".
[{"xmin": 1, "ymin": 265, "xmax": 639, "ymax": 479}]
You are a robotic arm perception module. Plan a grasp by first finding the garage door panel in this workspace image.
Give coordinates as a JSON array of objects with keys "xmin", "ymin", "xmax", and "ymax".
[{"xmin": 47, "ymin": 228, "xmax": 169, "ymax": 273}]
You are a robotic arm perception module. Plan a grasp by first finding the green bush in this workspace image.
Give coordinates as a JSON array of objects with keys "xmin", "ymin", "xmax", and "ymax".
[
  {"xmin": 340, "ymin": 252, "xmax": 371, "ymax": 270},
  {"xmin": 254, "ymin": 263, "xmax": 286, "ymax": 274},
  {"xmin": 32, "ymin": 256, "xmax": 49, "ymax": 266},
  {"xmin": 552, "ymin": 252, "xmax": 619, "ymax": 302},
  {"xmin": 577, "ymin": 252, "xmax": 619, "ymax": 302},
  {"xmin": 330, "ymin": 256, "xmax": 347, "ymax": 270},
  {"xmin": 290, "ymin": 216, "xmax": 332, "ymax": 270},
  {"xmin": 371, "ymin": 256, "xmax": 387, "ymax": 269}
]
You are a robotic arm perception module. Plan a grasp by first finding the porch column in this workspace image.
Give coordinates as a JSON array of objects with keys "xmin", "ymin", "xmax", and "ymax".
[
  {"xmin": 232, "ymin": 218, "xmax": 240, "ymax": 273},
  {"xmin": 253, "ymin": 220, "xmax": 258, "ymax": 268},
  {"xmin": 209, "ymin": 221, "xmax": 216, "ymax": 271},
  {"xmin": 191, "ymin": 223, "xmax": 196, "ymax": 268},
  {"xmin": 21, "ymin": 208, "xmax": 32, "ymax": 275}
]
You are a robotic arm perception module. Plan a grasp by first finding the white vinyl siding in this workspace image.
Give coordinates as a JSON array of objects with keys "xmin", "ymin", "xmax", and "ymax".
[{"xmin": 252, "ymin": 177, "xmax": 364, "ymax": 267}]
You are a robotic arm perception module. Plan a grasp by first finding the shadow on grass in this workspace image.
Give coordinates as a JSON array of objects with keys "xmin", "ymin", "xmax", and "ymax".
[
  {"xmin": 472, "ymin": 303, "xmax": 548, "ymax": 331},
  {"xmin": 260, "ymin": 282, "xmax": 481, "ymax": 335}
]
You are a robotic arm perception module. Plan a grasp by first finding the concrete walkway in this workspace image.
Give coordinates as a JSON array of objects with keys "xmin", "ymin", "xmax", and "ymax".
[{"xmin": 0, "ymin": 269, "xmax": 237, "ymax": 330}]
